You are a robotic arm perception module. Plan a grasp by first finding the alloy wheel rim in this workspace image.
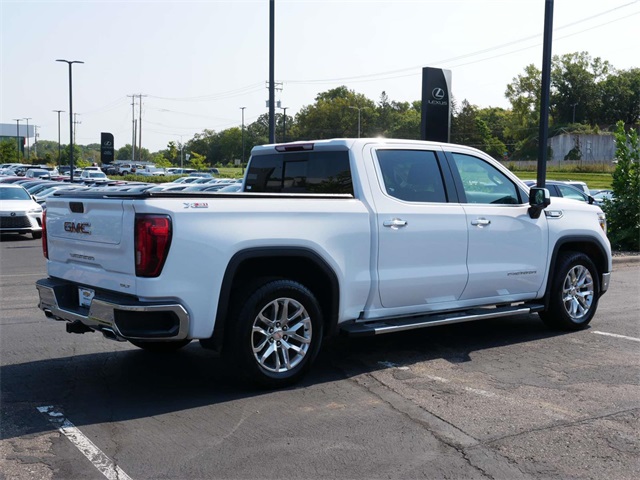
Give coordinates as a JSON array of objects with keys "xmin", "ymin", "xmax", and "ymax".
[
  {"xmin": 561, "ymin": 265, "xmax": 594, "ymax": 321},
  {"xmin": 251, "ymin": 297, "xmax": 312, "ymax": 373}
]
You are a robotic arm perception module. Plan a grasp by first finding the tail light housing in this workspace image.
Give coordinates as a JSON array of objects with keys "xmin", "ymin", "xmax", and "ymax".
[
  {"xmin": 42, "ymin": 210, "xmax": 48, "ymax": 259},
  {"xmin": 135, "ymin": 214, "xmax": 172, "ymax": 277}
]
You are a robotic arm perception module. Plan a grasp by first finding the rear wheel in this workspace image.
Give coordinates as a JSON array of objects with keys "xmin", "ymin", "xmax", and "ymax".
[
  {"xmin": 540, "ymin": 251, "xmax": 599, "ymax": 330},
  {"xmin": 227, "ymin": 279, "xmax": 323, "ymax": 388},
  {"xmin": 129, "ymin": 339, "xmax": 191, "ymax": 352}
]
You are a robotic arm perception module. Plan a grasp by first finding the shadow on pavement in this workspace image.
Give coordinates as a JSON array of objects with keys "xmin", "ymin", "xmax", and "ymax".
[{"xmin": 1, "ymin": 313, "xmax": 566, "ymax": 440}]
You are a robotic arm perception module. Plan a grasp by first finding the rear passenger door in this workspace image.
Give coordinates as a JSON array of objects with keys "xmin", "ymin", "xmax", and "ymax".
[{"xmin": 371, "ymin": 147, "xmax": 469, "ymax": 310}]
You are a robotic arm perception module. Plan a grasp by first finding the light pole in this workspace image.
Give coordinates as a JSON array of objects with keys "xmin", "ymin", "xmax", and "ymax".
[
  {"xmin": 349, "ymin": 106, "xmax": 364, "ymax": 138},
  {"xmin": 12, "ymin": 118, "xmax": 21, "ymax": 160},
  {"xmin": 571, "ymin": 102, "xmax": 578, "ymax": 124},
  {"xmin": 57, "ymin": 59, "xmax": 84, "ymax": 182},
  {"xmin": 279, "ymin": 106, "xmax": 288, "ymax": 142},
  {"xmin": 240, "ymin": 107, "xmax": 246, "ymax": 165},
  {"xmin": 53, "ymin": 110, "xmax": 64, "ymax": 167},
  {"xmin": 23, "ymin": 118, "xmax": 32, "ymax": 160}
]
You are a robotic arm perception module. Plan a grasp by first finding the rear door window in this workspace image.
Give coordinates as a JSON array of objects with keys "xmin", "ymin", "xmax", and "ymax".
[{"xmin": 375, "ymin": 149, "xmax": 447, "ymax": 203}]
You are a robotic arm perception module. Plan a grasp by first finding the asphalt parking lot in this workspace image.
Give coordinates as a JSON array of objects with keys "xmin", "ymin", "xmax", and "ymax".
[{"xmin": 1, "ymin": 234, "xmax": 638, "ymax": 480}]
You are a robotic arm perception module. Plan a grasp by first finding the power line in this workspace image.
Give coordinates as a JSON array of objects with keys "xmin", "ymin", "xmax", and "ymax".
[{"xmin": 283, "ymin": 1, "xmax": 639, "ymax": 85}]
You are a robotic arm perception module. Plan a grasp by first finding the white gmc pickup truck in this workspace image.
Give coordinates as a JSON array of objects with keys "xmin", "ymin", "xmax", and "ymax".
[{"xmin": 36, "ymin": 138, "xmax": 612, "ymax": 387}]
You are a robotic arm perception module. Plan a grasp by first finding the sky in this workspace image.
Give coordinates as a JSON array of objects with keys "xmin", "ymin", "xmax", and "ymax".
[{"xmin": 1, "ymin": 0, "xmax": 638, "ymax": 154}]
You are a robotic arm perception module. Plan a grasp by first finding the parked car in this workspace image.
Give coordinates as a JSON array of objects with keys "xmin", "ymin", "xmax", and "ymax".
[
  {"xmin": 216, "ymin": 183, "xmax": 243, "ymax": 192},
  {"xmin": 523, "ymin": 180, "xmax": 596, "ymax": 204},
  {"xmin": 116, "ymin": 163, "xmax": 139, "ymax": 175},
  {"xmin": 590, "ymin": 189, "xmax": 614, "ymax": 202},
  {"xmin": 561, "ymin": 180, "xmax": 590, "ymax": 195},
  {"xmin": 80, "ymin": 170, "xmax": 108, "ymax": 181},
  {"xmin": 0, "ymin": 184, "xmax": 43, "ymax": 238},
  {"xmin": 25, "ymin": 169, "xmax": 51, "ymax": 180}
]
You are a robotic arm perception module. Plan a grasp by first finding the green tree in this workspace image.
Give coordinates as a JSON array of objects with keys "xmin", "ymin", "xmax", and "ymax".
[
  {"xmin": 188, "ymin": 152, "xmax": 208, "ymax": 171},
  {"xmin": 600, "ymin": 68, "xmax": 640, "ymax": 126},
  {"xmin": 296, "ymin": 86, "xmax": 376, "ymax": 139},
  {"xmin": 602, "ymin": 121, "xmax": 639, "ymax": 251},
  {"xmin": 551, "ymin": 52, "xmax": 610, "ymax": 125},
  {"xmin": 152, "ymin": 153, "xmax": 172, "ymax": 168},
  {"xmin": 505, "ymin": 63, "xmax": 541, "ymax": 135},
  {"xmin": 0, "ymin": 139, "xmax": 19, "ymax": 162},
  {"xmin": 165, "ymin": 141, "xmax": 180, "ymax": 164},
  {"xmin": 59, "ymin": 144, "xmax": 83, "ymax": 165},
  {"xmin": 116, "ymin": 145, "xmax": 133, "ymax": 160}
]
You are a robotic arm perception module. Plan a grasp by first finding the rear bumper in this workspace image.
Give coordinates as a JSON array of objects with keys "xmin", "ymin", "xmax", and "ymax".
[{"xmin": 36, "ymin": 277, "xmax": 190, "ymax": 342}]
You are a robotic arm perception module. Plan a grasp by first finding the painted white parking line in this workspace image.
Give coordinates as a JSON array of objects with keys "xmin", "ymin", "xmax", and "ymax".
[
  {"xmin": 592, "ymin": 331, "xmax": 640, "ymax": 342},
  {"xmin": 37, "ymin": 406, "xmax": 133, "ymax": 480}
]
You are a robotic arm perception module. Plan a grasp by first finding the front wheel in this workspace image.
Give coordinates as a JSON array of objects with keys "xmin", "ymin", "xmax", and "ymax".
[
  {"xmin": 539, "ymin": 251, "xmax": 600, "ymax": 331},
  {"xmin": 227, "ymin": 279, "xmax": 323, "ymax": 388}
]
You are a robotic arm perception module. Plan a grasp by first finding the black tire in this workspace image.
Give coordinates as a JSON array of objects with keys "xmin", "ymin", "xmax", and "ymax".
[
  {"xmin": 129, "ymin": 339, "xmax": 191, "ymax": 352},
  {"xmin": 227, "ymin": 279, "xmax": 323, "ymax": 389},
  {"xmin": 32, "ymin": 231, "xmax": 42, "ymax": 239},
  {"xmin": 539, "ymin": 251, "xmax": 599, "ymax": 331}
]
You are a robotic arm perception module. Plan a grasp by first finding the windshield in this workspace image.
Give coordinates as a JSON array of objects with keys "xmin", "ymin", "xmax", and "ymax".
[{"xmin": 0, "ymin": 187, "xmax": 31, "ymax": 201}]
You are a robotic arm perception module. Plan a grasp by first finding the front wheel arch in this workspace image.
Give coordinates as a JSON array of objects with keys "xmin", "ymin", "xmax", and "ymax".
[{"xmin": 539, "ymin": 251, "xmax": 600, "ymax": 331}]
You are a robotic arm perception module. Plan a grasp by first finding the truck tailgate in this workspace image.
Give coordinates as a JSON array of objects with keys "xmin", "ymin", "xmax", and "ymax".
[{"xmin": 45, "ymin": 196, "xmax": 136, "ymax": 293}]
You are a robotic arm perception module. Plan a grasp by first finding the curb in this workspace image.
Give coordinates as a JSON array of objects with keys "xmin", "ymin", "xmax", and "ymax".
[{"xmin": 612, "ymin": 255, "xmax": 640, "ymax": 265}]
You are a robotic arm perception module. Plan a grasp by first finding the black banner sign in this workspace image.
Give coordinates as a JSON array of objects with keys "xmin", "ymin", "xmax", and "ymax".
[
  {"xmin": 420, "ymin": 67, "xmax": 452, "ymax": 143},
  {"xmin": 100, "ymin": 132, "xmax": 114, "ymax": 164}
]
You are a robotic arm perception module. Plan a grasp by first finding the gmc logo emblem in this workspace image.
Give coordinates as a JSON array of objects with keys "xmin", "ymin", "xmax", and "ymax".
[{"xmin": 64, "ymin": 222, "xmax": 92, "ymax": 234}]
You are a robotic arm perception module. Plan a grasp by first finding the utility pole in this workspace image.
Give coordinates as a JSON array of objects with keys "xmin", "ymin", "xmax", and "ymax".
[
  {"xmin": 53, "ymin": 110, "xmax": 64, "ymax": 167},
  {"xmin": 279, "ymin": 106, "xmax": 288, "ymax": 142},
  {"xmin": 23, "ymin": 118, "xmax": 31, "ymax": 160},
  {"xmin": 127, "ymin": 94, "xmax": 136, "ymax": 161},
  {"xmin": 138, "ymin": 94, "xmax": 147, "ymax": 162},
  {"xmin": 73, "ymin": 113, "xmax": 81, "ymax": 145},
  {"xmin": 134, "ymin": 119, "xmax": 138, "ymax": 162},
  {"xmin": 268, "ymin": 0, "xmax": 275, "ymax": 143},
  {"xmin": 240, "ymin": 107, "xmax": 246, "ymax": 165},
  {"xmin": 349, "ymin": 106, "xmax": 364, "ymax": 138},
  {"xmin": 12, "ymin": 118, "xmax": 21, "ymax": 160},
  {"xmin": 33, "ymin": 125, "xmax": 39, "ymax": 157}
]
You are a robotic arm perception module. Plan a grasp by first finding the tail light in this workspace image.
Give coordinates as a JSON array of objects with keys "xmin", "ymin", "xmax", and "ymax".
[
  {"xmin": 135, "ymin": 214, "xmax": 172, "ymax": 277},
  {"xmin": 42, "ymin": 210, "xmax": 48, "ymax": 259}
]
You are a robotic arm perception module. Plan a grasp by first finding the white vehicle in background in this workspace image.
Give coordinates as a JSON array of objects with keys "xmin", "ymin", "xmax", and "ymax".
[
  {"xmin": 80, "ymin": 170, "xmax": 108, "ymax": 181},
  {"xmin": 0, "ymin": 184, "xmax": 43, "ymax": 238}
]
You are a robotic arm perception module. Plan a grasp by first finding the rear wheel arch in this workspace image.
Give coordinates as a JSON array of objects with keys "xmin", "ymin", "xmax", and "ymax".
[{"xmin": 204, "ymin": 248, "xmax": 340, "ymax": 353}]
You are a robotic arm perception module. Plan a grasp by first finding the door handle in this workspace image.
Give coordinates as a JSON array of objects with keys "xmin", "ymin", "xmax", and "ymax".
[
  {"xmin": 383, "ymin": 218, "xmax": 408, "ymax": 229},
  {"xmin": 471, "ymin": 218, "xmax": 491, "ymax": 227}
]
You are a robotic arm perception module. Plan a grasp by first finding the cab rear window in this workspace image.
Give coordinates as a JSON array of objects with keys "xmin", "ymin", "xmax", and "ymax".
[{"xmin": 244, "ymin": 151, "xmax": 353, "ymax": 194}]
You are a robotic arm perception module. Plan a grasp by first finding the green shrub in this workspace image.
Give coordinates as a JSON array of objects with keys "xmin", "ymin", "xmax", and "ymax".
[{"xmin": 602, "ymin": 121, "xmax": 639, "ymax": 251}]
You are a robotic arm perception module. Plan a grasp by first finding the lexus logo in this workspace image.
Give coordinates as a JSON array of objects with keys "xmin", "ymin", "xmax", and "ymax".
[
  {"xmin": 10, "ymin": 212, "xmax": 16, "ymax": 216},
  {"xmin": 432, "ymin": 88, "xmax": 445, "ymax": 100},
  {"xmin": 103, "ymin": 141, "xmax": 112, "ymax": 147}
]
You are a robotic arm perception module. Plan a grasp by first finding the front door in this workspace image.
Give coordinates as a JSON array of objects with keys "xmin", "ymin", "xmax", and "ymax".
[{"xmin": 447, "ymin": 152, "xmax": 548, "ymax": 301}]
